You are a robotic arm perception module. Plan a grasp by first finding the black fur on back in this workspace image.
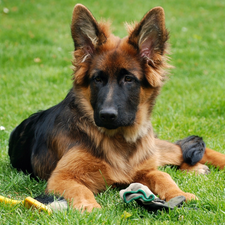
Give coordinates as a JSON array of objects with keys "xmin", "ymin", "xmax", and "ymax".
[{"xmin": 8, "ymin": 89, "xmax": 83, "ymax": 179}]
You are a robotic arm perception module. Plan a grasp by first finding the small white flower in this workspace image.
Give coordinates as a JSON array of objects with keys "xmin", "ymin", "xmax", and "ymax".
[
  {"xmin": 0, "ymin": 126, "xmax": 5, "ymax": 131},
  {"xmin": 3, "ymin": 8, "xmax": 9, "ymax": 14}
]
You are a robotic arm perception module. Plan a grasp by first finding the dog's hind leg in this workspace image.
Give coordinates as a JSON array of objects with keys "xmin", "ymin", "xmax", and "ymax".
[
  {"xmin": 179, "ymin": 162, "xmax": 210, "ymax": 174},
  {"xmin": 179, "ymin": 148, "xmax": 225, "ymax": 174},
  {"xmin": 155, "ymin": 137, "xmax": 210, "ymax": 174},
  {"xmin": 156, "ymin": 136, "xmax": 225, "ymax": 173},
  {"xmin": 199, "ymin": 148, "xmax": 225, "ymax": 170},
  {"xmin": 155, "ymin": 138, "xmax": 184, "ymax": 167},
  {"xmin": 176, "ymin": 136, "xmax": 225, "ymax": 171}
]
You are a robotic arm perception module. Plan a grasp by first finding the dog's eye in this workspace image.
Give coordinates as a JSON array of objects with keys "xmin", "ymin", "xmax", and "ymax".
[
  {"xmin": 94, "ymin": 76, "xmax": 102, "ymax": 83},
  {"xmin": 124, "ymin": 76, "xmax": 133, "ymax": 82}
]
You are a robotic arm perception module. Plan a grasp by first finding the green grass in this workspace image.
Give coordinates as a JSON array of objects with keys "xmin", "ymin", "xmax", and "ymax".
[{"xmin": 1, "ymin": 0, "xmax": 225, "ymax": 224}]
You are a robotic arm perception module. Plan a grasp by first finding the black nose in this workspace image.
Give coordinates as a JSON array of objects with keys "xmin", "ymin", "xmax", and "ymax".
[{"xmin": 99, "ymin": 108, "xmax": 118, "ymax": 123}]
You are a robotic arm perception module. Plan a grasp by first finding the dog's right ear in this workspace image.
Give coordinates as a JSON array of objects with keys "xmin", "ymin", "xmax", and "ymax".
[{"xmin": 71, "ymin": 4, "xmax": 107, "ymax": 57}]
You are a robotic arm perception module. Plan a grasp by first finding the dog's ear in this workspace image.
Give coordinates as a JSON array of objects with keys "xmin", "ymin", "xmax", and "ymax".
[
  {"xmin": 71, "ymin": 4, "xmax": 107, "ymax": 56},
  {"xmin": 128, "ymin": 7, "xmax": 169, "ymax": 86},
  {"xmin": 129, "ymin": 7, "xmax": 168, "ymax": 62}
]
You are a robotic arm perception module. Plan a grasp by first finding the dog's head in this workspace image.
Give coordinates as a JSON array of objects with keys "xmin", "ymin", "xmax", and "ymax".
[{"xmin": 71, "ymin": 4, "xmax": 170, "ymax": 140}]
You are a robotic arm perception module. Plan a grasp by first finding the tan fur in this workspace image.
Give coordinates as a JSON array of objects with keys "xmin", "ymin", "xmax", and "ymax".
[{"xmin": 200, "ymin": 148, "xmax": 225, "ymax": 169}]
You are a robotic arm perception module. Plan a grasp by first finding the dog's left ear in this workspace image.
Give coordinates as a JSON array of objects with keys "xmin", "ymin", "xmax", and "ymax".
[
  {"xmin": 129, "ymin": 7, "xmax": 168, "ymax": 61},
  {"xmin": 128, "ymin": 7, "xmax": 169, "ymax": 86}
]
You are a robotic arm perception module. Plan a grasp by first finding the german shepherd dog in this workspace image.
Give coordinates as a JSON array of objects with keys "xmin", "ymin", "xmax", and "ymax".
[{"xmin": 8, "ymin": 4, "xmax": 225, "ymax": 212}]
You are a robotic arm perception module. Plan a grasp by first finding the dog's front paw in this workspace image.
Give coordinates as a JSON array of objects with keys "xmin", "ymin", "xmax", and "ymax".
[
  {"xmin": 166, "ymin": 191, "xmax": 197, "ymax": 202},
  {"xmin": 73, "ymin": 202, "xmax": 101, "ymax": 213},
  {"xmin": 182, "ymin": 192, "xmax": 198, "ymax": 202}
]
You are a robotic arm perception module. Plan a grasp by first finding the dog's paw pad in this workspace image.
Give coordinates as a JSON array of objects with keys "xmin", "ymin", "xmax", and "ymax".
[{"xmin": 196, "ymin": 164, "xmax": 210, "ymax": 175}]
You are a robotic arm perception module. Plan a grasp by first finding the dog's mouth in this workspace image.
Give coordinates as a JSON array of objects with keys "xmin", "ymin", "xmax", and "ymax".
[
  {"xmin": 94, "ymin": 115, "xmax": 135, "ymax": 130},
  {"xmin": 96, "ymin": 122, "xmax": 119, "ymax": 130},
  {"xmin": 94, "ymin": 118, "xmax": 121, "ymax": 130}
]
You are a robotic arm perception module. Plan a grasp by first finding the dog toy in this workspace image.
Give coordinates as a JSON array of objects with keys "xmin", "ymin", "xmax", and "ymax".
[
  {"xmin": 119, "ymin": 183, "xmax": 186, "ymax": 211},
  {"xmin": 0, "ymin": 195, "xmax": 52, "ymax": 214},
  {"xmin": 0, "ymin": 194, "xmax": 67, "ymax": 214}
]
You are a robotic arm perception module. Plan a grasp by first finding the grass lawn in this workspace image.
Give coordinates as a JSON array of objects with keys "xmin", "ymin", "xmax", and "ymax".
[{"xmin": 1, "ymin": 0, "xmax": 225, "ymax": 224}]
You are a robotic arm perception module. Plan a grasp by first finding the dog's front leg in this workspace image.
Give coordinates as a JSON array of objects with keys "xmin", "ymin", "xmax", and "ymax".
[
  {"xmin": 47, "ymin": 176, "xmax": 101, "ymax": 212},
  {"xmin": 133, "ymin": 160, "xmax": 196, "ymax": 201},
  {"xmin": 46, "ymin": 149, "xmax": 112, "ymax": 212}
]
